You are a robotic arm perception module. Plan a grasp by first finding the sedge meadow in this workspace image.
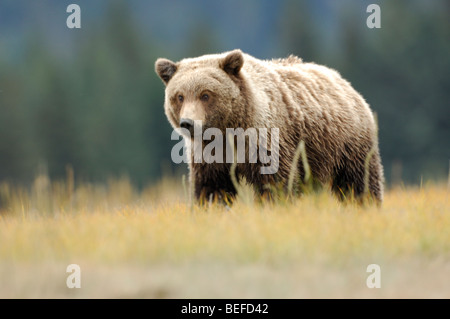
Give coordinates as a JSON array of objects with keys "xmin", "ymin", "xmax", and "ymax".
[{"xmin": 0, "ymin": 176, "xmax": 449, "ymax": 298}]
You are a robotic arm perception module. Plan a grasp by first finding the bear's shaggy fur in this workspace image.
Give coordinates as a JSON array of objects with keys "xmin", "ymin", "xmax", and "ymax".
[{"xmin": 155, "ymin": 50, "xmax": 384, "ymax": 202}]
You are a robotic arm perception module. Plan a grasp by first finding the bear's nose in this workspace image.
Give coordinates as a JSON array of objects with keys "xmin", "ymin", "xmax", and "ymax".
[{"xmin": 180, "ymin": 118, "xmax": 194, "ymax": 136}]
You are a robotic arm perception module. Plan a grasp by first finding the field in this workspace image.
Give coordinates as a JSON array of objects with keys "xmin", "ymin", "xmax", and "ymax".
[{"xmin": 0, "ymin": 175, "xmax": 449, "ymax": 298}]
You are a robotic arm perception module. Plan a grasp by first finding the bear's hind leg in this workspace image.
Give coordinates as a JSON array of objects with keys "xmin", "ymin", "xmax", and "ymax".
[
  {"xmin": 332, "ymin": 163, "xmax": 364, "ymax": 202},
  {"xmin": 332, "ymin": 151, "xmax": 383, "ymax": 203}
]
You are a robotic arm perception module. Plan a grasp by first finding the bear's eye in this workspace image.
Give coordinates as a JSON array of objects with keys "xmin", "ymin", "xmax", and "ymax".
[
  {"xmin": 178, "ymin": 95, "xmax": 184, "ymax": 103},
  {"xmin": 200, "ymin": 93, "xmax": 209, "ymax": 102}
]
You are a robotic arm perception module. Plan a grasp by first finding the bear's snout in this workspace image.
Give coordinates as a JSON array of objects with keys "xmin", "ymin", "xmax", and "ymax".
[{"xmin": 180, "ymin": 118, "xmax": 195, "ymax": 136}]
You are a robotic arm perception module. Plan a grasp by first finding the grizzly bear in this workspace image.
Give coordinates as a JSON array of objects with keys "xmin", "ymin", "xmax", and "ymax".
[{"xmin": 155, "ymin": 49, "xmax": 384, "ymax": 203}]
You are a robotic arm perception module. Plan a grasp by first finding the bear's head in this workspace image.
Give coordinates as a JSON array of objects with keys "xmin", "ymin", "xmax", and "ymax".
[{"xmin": 155, "ymin": 50, "xmax": 247, "ymax": 137}]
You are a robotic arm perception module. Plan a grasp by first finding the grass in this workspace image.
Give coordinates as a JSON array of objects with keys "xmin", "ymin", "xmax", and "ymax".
[{"xmin": 0, "ymin": 175, "xmax": 449, "ymax": 298}]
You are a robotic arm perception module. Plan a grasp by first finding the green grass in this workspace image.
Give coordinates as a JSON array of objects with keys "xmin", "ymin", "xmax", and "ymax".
[{"xmin": 0, "ymin": 176, "xmax": 449, "ymax": 298}]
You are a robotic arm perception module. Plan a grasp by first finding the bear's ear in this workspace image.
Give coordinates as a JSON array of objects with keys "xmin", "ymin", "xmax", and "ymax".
[
  {"xmin": 155, "ymin": 58, "xmax": 178, "ymax": 85},
  {"xmin": 220, "ymin": 49, "xmax": 244, "ymax": 76}
]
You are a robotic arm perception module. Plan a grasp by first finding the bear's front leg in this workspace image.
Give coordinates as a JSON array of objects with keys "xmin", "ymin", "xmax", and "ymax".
[{"xmin": 191, "ymin": 164, "xmax": 237, "ymax": 203}]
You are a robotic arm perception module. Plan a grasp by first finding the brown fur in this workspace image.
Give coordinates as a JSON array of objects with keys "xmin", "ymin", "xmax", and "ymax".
[{"xmin": 155, "ymin": 50, "xmax": 384, "ymax": 203}]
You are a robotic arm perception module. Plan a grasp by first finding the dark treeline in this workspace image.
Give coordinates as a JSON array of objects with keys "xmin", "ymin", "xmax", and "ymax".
[{"xmin": 0, "ymin": 1, "xmax": 449, "ymax": 187}]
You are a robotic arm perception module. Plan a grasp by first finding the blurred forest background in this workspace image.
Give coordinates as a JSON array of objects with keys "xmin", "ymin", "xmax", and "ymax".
[{"xmin": 0, "ymin": 0, "xmax": 449, "ymax": 188}]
